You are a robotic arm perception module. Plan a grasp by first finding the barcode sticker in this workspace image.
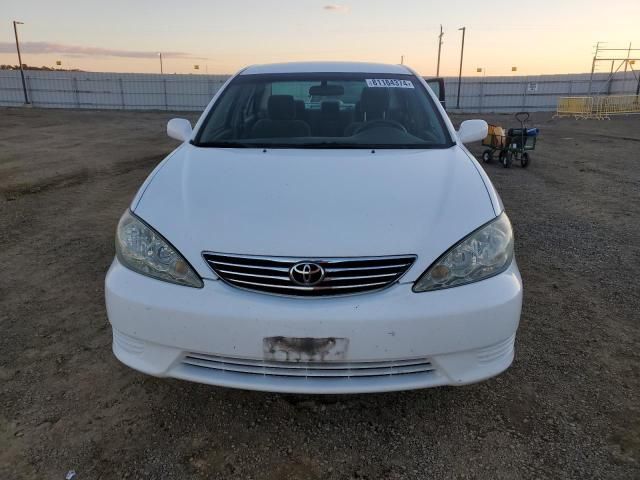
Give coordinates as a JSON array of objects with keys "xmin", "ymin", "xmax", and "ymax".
[{"xmin": 366, "ymin": 79, "xmax": 414, "ymax": 88}]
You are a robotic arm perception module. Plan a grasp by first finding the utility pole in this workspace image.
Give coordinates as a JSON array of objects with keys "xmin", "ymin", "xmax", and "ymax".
[
  {"xmin": 158, "ymin": 52, "xmax": 164, "ymax": 74},
  {"xmin": 13, "ymin": 20, "xmax": 30, "ymax": 105},
  {"xmin": 436, "ymin": 25, "xmax": 443, "ymax": 76},
  {"xmin": 456, "ymin": 27, "xmax": 466, "ymax": 109}
]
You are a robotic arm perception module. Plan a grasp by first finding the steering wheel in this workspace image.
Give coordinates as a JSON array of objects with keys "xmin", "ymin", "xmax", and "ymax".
[{"xmin": 354, "ymin": 119, "xmax": 407, "ymax": 135}]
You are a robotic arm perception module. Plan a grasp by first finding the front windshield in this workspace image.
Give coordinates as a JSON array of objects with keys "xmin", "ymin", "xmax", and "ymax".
[{"xmin": 194, "ymin": 73, "xmax": 453, "ymax": 149}]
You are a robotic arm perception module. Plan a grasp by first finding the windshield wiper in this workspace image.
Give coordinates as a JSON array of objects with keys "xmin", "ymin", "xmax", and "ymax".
[
  {"xmin": 194, "ymin": 141, "xmax": 254, "ymax": 148},
  {"xmin": 293, "ymin": 143, "xmax": 446, "ymax": 149},
  {"xmin": 193, "ymin": 141, "xmax": 451, "ymax": 149},
  {"xmin": 292, "ymin": 143, "xmax": 364, "ymax": 149}
]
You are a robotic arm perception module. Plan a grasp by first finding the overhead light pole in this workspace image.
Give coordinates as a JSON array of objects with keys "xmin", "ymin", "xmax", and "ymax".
[
  {"xmin": 13, "ymin": 20, "xmax": 30, "ymax": 105},
  {"xmin": 456, "ymin": 26, "xmax": 466, "ymax": 109},
  {"xmin": 158, "ymin": 52, "xmax": 164, "ymax": 74},
  {"xmin": 436, "ymin": 25, "xmax": 443, "ymax": 76}
]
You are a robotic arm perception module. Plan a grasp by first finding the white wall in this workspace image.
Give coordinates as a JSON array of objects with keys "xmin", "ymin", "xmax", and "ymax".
[
  {"xmin": 0, "ymin": 71, "xmax": 229, "ymax": 110},
  {"xmin": 0, "ymin": 70, "xmax": 638, "ymax": 113},
  {"xmin": 442, "ymin": 72, "xmax": 639, "ymax": 112}
]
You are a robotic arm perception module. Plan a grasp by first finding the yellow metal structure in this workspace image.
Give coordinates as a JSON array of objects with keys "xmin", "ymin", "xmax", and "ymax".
[
  {"xmin": 555, "ymin": 97, "xmax": 595, "ymax": 119},
  {"xmin": 555, "ymin": 95, "xmax": 640, "ymax": 119},
  {"xmin": 595, "ymin": 95, "xmax": 640, "ymax": 118}
]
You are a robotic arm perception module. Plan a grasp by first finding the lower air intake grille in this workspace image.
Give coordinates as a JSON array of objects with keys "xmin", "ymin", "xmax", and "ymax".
[
  {"xmin": 202, "ymin": 253, "xmax": 416, "ymax": 297},
  {"xmin": 182, "ymin": 353, "xmax": 435, "ymax": 379}
]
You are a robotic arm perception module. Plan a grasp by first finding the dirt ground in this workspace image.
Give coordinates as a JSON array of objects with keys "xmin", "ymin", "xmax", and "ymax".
[{"xmin": 1, "ymin": 107, "xmax": 639, "ymax": 480}]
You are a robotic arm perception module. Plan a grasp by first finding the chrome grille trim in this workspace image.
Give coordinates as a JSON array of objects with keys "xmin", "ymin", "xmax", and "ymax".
[
  {"xmin": 202, "ymin": 252, "xmax": 417, "ymax": 297},
  {"xmin": 324, "ymin": 272, "xmax": 398, "ymax": 281},
  {"xmin": 324, "ymin": 263, "xmax": 411, "ymax": 272},
  {"xmin": 211, "ymin": 260, "xmax": 290, "ymax": 271},
  {"xmin": 216, "ymin": 269, "xmax": 290, "ymax": 281},
  {"xmin": 182, "ymin": 353, "xmax": 436, "ymax": 378},
  {"xmin": 230, "ymin": 278, "xmax": 390, "ymax": 291}
]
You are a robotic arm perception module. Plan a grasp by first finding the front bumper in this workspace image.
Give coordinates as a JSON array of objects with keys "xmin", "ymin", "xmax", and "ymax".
[{"xmin": 105, "ymin": 258, "xmax": 522, "ymax": 394}]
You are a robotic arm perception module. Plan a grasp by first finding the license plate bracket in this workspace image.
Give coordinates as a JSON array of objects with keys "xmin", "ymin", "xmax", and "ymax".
[{"xmin": 263, "ymin": 336, "xmax": 349, "ymax": 362}]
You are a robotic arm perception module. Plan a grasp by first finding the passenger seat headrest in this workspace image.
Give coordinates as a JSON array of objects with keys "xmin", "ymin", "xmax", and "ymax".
[
  {"xmin": 320, "ymin": 101, "xmax": 341, "ymax": 120},
  {"xmin": 360, "ymin": 88, "xmax": 390, "ymax": 115},
  {"xmin": 294, "ymin": 100, "xmax": 305, "ymax": 119},
  {"xmin": 268, "ymin": 95, "xmax": 296, "ymax": 121}
]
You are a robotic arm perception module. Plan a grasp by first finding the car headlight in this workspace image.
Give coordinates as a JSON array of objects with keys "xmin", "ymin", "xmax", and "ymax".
[
  {"xmin": 413, "ymin": 213, "xmax": 514, "ymax": 292},
  {"xmin": 115, "ymin": 210, "xmax": 203, "ymax": 288}
]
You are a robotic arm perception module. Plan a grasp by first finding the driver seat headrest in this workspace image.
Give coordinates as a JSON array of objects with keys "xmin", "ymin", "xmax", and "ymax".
[
  {"xmin": 360, "ymin": 88, "xmax": 390, "ymax": 117},
  {"xmin": 320, "ymin": 101, "xmax": 341, "ymax": 120},
  {"xmin": 267, "ymin": 95, "xmax": 296, "ymax": 121}
]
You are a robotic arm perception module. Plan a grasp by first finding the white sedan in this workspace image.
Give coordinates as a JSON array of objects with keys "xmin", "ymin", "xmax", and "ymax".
[{"xmin": 105, "ymin": 62, "xmax": 522, "ymax": 394}]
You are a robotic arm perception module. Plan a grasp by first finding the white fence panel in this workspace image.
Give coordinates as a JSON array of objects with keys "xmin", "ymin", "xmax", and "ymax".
[{"xmin": 0, "ymin": 70, "xmax": 637, "ymax": 113}]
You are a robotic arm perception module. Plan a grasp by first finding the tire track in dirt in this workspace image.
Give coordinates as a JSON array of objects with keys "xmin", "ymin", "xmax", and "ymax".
[{"xmin": 1, "ymin": 154, "xmax": 164, "ymax": 201}]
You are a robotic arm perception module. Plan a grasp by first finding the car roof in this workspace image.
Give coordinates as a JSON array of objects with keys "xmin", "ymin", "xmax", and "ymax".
[{"xmin": 240, "ymin": 61, "xmax": 413, "ymax": 75}]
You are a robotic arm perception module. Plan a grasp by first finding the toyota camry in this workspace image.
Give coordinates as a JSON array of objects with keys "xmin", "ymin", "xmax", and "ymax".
[{"xmin": 105, "ymin": 62, "xmax": 522, "ymax": 394}]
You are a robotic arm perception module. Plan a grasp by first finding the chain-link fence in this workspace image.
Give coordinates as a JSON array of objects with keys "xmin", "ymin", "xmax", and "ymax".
[{"xmin": 1, "ymin": 70, "xmax": 638, "ymax": 112}]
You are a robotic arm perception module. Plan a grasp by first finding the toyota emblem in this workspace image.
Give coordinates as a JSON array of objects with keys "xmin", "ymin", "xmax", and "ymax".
[{"xmin": 289, "ymin": 262, "xmax": 325, "ymax": 286}]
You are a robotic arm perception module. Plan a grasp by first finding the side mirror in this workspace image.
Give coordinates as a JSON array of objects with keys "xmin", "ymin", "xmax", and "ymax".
[
  {"xmin": 457, "ymin": 119, "xmax": 488, "ymax": 144},
  {"xmin": 167, "ymin": 118, "xmax": 192, "ymax": 142}
]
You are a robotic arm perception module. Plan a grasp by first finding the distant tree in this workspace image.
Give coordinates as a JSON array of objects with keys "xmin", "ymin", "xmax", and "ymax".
[{"xmin": 0, "ymin": 64, "xmax": 83, "ymax": 72}]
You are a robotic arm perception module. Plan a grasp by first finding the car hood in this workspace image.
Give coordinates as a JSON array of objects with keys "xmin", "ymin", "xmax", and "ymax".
[{"xmin": 133, "ymin": 145, "xmax": 497, "ymax": 281}]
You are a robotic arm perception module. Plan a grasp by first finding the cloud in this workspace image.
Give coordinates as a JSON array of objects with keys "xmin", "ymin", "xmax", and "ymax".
[
  {"xmin": 323, "ymin": 4, "xmax": 350, "ymax": 13},
  {"xmin": 0, "ymin": 42, "xmax": 206, "ymax": 60}
]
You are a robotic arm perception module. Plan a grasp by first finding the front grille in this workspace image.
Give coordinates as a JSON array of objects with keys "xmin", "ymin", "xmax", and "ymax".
[
  {"xmin": 202, "ymin": 253, "xmax": 416, "ymax": 297},
  {"xmin": 182, "ymin": 353, "xmax": 436, "ymax": 379}
]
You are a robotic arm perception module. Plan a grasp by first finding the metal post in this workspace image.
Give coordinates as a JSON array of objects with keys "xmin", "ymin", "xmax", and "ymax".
[
  {"xmin": 72, "ymin": 77, "xmax": 80, "ymax": 107},
  {"xmin": 624, "ymin": 43, "xmax": 631, "ymax": 73},
  {"xmin": 25, "ymin": 76, "xmax": 32, "ymax": 105},
  {"xmin": 159, "ymin": 52, "xmax": 164, "ymax": 74},
  {"xmin": 436, "ymin": 25, "xmax": 443, "ymax": 77},
  {"xmin": 478, "ymin": 75, "xmax": 485, "ymax": 112},
  {"xmin": 119, "ymin": 78, "xmax": 125, "ymax": 109},
  {"xmin": 163, "ymin": 78, "xmax": 168, "ymax": 110},
  {"xmin": 456, "ymin": 27, "xmax": 466, "ymax": 110},
  {"xmin": 608, "ymin": 60, "xmax": 615, "ymax": 95},
  {"xmin": 13, "ymin": 21, "xmax": 30, "ymax": 104},
  {"xmin": 588, "ymin": 41, "xmax": 600, "ymax": 96},
  {"xmin": 627, "ymin": 44, "xmax": 637, "ymax": 97}
]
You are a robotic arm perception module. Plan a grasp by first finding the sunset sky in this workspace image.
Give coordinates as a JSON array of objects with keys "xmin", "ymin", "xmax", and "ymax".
[{"xmin": 1, "ymin": 0, "xmax": 639, "ymax": 76}]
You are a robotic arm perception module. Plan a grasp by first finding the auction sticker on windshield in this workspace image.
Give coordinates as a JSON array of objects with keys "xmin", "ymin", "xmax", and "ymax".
[{"xmin": 366, "ymin": 79, "xmax": 414, "ymax": 88}]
